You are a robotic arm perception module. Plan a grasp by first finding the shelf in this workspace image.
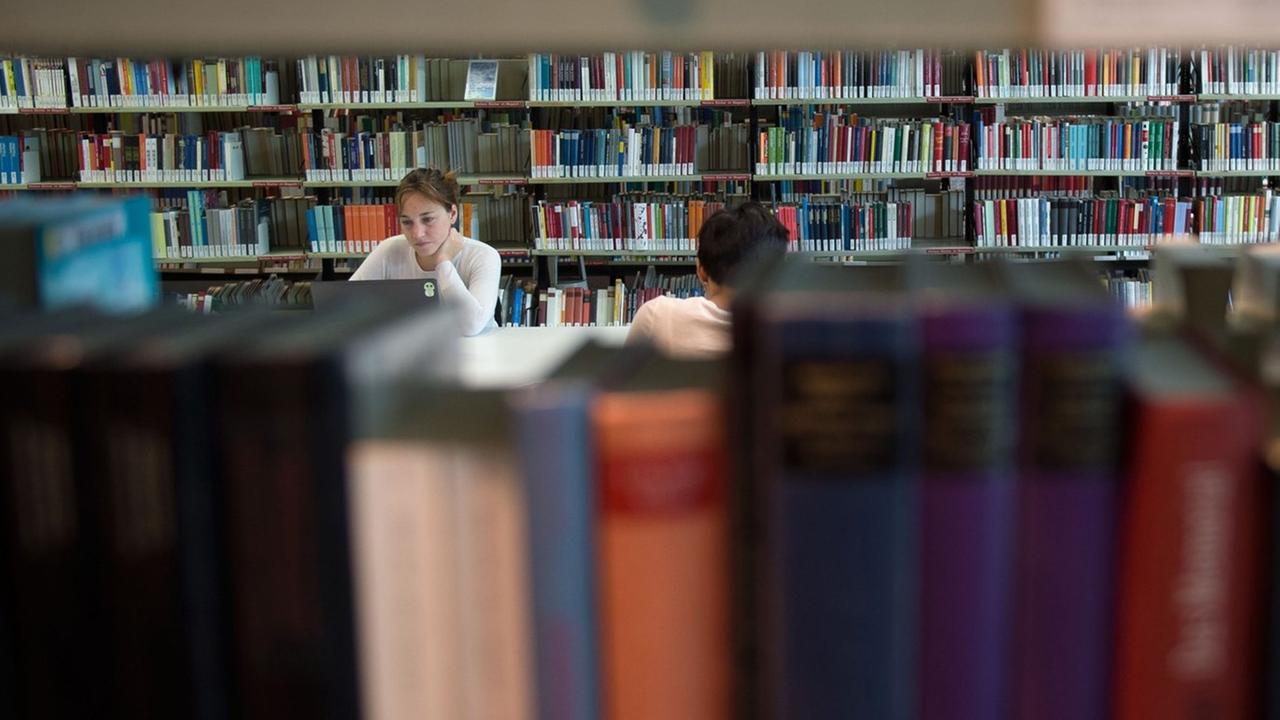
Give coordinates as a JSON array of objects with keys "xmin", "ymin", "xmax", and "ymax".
[
  {"xmin": 528, "ymin": 99, "xmax": 745, "ymax": 108},
  {"xmin": 532, "ymin": 249, "xmax": 697, "ymax": 257},
  {"xmin": 78, "ymin": 178, "xmax": 303, "ymax": 189},
  {"xmin": 527, "ymin": 174, "xmax": 748, "ymax": 184},
  {"xmin": 752, "ymin": 96, "xmax": 974, "ymax": 106},
  {"xmin": 309, "ymin": 252, "xmax": 370, "ymax": 259},
  {"xmin": 1194, "ymin": 169, "xmax": 1280, "ymax": 177},
  {"xmin": 973, "ymin": 94, "xmax": 1193, "ymax": 104},
  {"xmin": 154, "ymin": 251, "xmax": 312, "ymax": 265},
  {"xmin": 1197, "ymin": 94, "xmax": 1280, "ymax": 101},
  {"xmin": 755, "ymin": 171, "xmax": 971, "ymax": 181},
  {"xmin": 67, "ymin": 104, "xmax": 298, "ymax": 113},
  {"xmin": 297, "ymin": 100, "xmax": 525, "ymax": 110},
  {"xmin": 972, "ymin": 168, "xmax": 1192, "ymax": 177},
  {"xmin": 971, "ymin": 244, "xmax": 1157, "ymax": 253}
]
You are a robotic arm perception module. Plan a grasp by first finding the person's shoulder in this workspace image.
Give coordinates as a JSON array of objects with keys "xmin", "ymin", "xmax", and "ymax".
[
  {"xmin": 368, "ymin": 234, "xmax": 410, "ymax": 258},
  {"xmin": 641, "ymin": 294, "xmax": 712, "ymax": 317},
  {"xmin": 460, "ymin": 236, "xmax": 501, "ymax": 262}
]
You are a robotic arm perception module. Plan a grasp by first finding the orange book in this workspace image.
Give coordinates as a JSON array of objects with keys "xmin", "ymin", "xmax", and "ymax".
[
  {"xmin": 593, "ymin": 381, "xmax": 730, "ymax": 720},
  {"xmin": 343, "ymin": 205, "xmax": 355, "ymax": 253}
]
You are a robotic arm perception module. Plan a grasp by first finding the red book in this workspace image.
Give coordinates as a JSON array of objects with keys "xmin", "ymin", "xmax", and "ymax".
[
  {"xmin": 933, "ymin": 124, "xmax": 943, "ymax": 172},
  {"xmin": 1113, "ymin": 335, "xmax": 1263, "ymax": 720}
]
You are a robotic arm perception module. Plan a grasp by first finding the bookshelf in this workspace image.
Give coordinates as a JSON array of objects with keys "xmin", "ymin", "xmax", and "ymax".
[{"xmin": 8, "ymin": 48, "xmax": 1280, "ymax": 324}]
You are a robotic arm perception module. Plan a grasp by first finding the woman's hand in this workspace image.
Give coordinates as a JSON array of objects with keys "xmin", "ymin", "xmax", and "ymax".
[{"xmin": 431, "ymin": 228, "xmax": 465, "ymax": 267}]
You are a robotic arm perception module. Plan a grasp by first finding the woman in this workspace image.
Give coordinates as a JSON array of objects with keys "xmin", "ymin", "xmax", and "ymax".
[{"xmin": 350, "ymin": 167, "xmax": 500, "ymax": 336}]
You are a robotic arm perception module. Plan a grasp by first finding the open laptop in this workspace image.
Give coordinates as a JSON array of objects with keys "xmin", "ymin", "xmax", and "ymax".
[{"xmin": 310, "ymin": 279, "xmax": 441, "ymax": 310}]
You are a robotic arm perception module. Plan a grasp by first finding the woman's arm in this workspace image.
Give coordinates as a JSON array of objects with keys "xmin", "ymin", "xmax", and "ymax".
[{"xmin": 437, "ymin": 244, "xmax": 500, "ymax": 336}]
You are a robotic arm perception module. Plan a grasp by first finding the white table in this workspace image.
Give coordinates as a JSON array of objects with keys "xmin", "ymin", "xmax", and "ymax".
[{"xmin": 458, "ymin": 326, "xmax": 630, "ymax": 388}]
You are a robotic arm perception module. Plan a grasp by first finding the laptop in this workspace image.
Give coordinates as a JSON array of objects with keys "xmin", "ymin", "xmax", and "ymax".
[{"xmin": 310, "ymin": 279, "xmax": 441, "ymax": 310}]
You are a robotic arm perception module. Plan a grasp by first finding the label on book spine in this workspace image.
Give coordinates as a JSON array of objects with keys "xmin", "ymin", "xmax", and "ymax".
[{"xmin": 781, "ymin": 357, "xmax": 900, "ymax": 475}]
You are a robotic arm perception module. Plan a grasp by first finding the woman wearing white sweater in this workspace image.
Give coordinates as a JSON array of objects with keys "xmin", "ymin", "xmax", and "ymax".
[{"xmin": 350, "ymin": 167, "xmax": 500, "ymax": 336}]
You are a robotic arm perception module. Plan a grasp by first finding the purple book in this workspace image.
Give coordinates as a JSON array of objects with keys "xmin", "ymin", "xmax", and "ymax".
[
  {"xmin": 916, "ymin": 263, "xmax": 1017, "ymax": 720},
  {"xmin": 1004, "ymin": 263, "xmax": 1128, "ymax": 720}
]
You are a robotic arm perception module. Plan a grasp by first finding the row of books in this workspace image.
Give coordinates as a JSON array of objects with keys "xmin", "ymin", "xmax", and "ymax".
[
  {"xmin": 530, "ymin": 196, "xmax": 727, "ymax": 252},
  {"xmin": 972, "ymin": 48, "xmax": 1184, "ymax": 98},
  {"xmin": 172, "ymin": 275, "xmax": 312, "ymax": 312},
  {"xmin": 0, "ymin": 135, "xmax": 38, "ymax": 184},
  {"xmin": 1101, "ymin": 268, "xmax": 1153, "ymax": 310},
  {"xmin": 528, "ymin": 52, "xmax": 722, "ymax": 102},
  {"xmin": 535, "ymin": 277, "xmax": 703, "ymax": 327},
  {"xmin": 973, "ymin": 174, "xmax": 1095, "ymax": 199},
  {"xmin": 296, "ymin": 55, "xmax": 496, "ymax": 105},
  {"xmin": 753, "ymin": 50, "xmax": 964, "ymax": 100},
  {"xmin": 773, "ymin": 200, "xmax": 914, "ymax": 252},
  {"xmin": 150, "ymin": 189, "xmax": 527, "ymax": 258},
  {"xmin": 972, "ymin": 115, "xmax": 1180, "ymax": 171},
  {"xmin": 1195, "ymin": 47, "xmax": 1280, "ymax": 95},
  {"xmin": 150, "ymin": 194, "xmax": 313, "ymax": 258},
  {"xmin": 972, "ymin": 196, "xmax": 1194, "ymax": 247},
  {"xmin": 75, "ymin": 128, "xmax": 299, "ymax": 183},
  {"xmin": 756, "ymin": 116, "xmax": 971, "ymax": 175},
  {"xmin": 64, "ymin": 56, "xmax": 283, "ymax": 108},
  {"xmin": 17, "ymin": 49, "xmax": 1280, "ymax": 110},
  {"xmin": 882, "ymin": 187, "xmax": 966, "ymax": 239},
  {"xmin": 1196, "ymin": 193, "xmax": 1280, "ymax": 243},
  {"xmin": 302, "ymin": 121, "xmax": 528, "ymax": 180},
  {"xmin": 4, "ymin": 253, "xmax": 1276, "ymax": 720},
  {"xmin": 0, "ymin": 56, "xmax": 67, "ymax": 109},
  {"xmin": 1189, "ymin": 121, "xmax": 1280, "ymax": 171},
  {"xmin": 529, "ymin": 125, "xmax": 704, "ymax": 178}
]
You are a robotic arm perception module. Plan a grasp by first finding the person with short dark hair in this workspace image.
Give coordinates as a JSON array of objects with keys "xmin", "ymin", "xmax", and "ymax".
[
  {"xmin": 350, "ymin": 167, "xmax": 500, "ymax": 335},
  {"xmin": 626, "ymin": 201, "xmax": 789, "ymax": 358}
]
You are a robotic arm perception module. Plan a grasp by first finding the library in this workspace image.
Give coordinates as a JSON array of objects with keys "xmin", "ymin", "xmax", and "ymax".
[{"xmin": 1, "ymin": 2, "xmax": 1279, "ymax": 719}]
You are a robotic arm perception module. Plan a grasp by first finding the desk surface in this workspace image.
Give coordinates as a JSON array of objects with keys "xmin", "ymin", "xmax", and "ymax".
[{"xmin": 458, "ymin": 326, "xmax": 630, "ymax": 388}]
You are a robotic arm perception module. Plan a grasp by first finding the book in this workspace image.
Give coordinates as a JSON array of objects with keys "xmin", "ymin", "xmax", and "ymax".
[
  {"xmin": 0, "ymin": 195, "xmax": 158, "ymax": 313},
  {"xmin": 1113, "ymin": 331, "xmax": 1263, "ymax": 720},
  {"xmin": 464, "ymin": 59, "xmax": 499, "ymax": 101},
  {"xmin": 213, "ymin": 298, "xmax": 456, "ymax": 720},
  {"xmin": 748, "ymin": 262, "xmax": 918, "ymax": 719},
  {"xmin": 911, "ymin": 261, "xmax": 1017, "ymax": 720},
  {"xmin": 1003, "ymin": 260, "xmax": 1129, "ymax": 720}
]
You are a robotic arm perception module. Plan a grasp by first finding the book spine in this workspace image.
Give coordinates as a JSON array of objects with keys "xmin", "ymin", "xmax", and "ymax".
[
  {"xmin": 1113, "ymin": 356, "xmax": 1262, "ymax": 720},
  {"xmin": 1012, "ymin": 301, "xmax": 1127, "ymax": 720},
  {"xmin": 919, "ymin": 298, "xmax": 1017, "ymax": 720},
  {"xmin": 513, "ymin": 384, "xmax": 601, "ymax": 720},
  {"xmin": 757, "ymin": 300, "xmax": 919, "ymax": 719},
  {"xmin": 595, "ymin": 386, "xmax": 730, "ymax": 720}
]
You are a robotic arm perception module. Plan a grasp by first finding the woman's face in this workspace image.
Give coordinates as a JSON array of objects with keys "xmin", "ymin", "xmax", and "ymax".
[{"xmin": 399, "ymin": 192, "xmax": 455, "ymax": 255}]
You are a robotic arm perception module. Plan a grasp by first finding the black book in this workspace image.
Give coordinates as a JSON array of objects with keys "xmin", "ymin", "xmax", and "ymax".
[
  {"xmin": 214, "ymin": 298, "xmax": 455, "ymax": 720},
  {"xmin": 80, "ymin": 311, "xmax": 283, "ymax": 720},
  {"xmin": 0, "ymin": 309, "xmax": 192, "ymax": 720}
]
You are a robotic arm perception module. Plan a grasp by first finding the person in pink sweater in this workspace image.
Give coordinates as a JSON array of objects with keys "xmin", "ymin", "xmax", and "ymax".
[{"xmin": 626, "ymin": 201, "xmax": 789, "ymax": 358}]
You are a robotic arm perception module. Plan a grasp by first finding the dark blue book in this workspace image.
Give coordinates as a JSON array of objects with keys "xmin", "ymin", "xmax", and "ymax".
[{"xmin": 751, "ymin": 262, "xmax": 919, "ymax": 720}]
